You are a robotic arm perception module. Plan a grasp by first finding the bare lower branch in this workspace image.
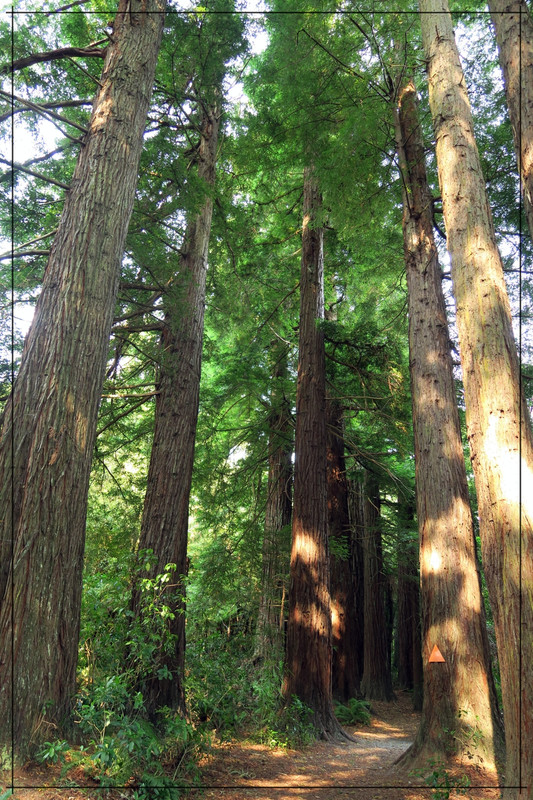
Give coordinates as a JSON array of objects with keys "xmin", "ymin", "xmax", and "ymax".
[
  {"xmin": 0, "ymin": 99, "xmax": 91, "ymax": 125},
  {"xmin": 112, "ymin": 323, "xmax": 164, "ymax": 334},
  {"xmin": 0, "ymin": 249, "xmax": 50, "ymax": 261},
  {"xmin": 0, "ymin": 157, "xmax": 70, "ymax": 190},
  {"xmin": 101, "ymin": 391, "xmax": 158, "ymax": 399},
  {"xmin": 2, "ymin": 45, "xmax": 105, "ymax": 75},
  {"xmin": 43, "ymin": 0, "xmax": 89, "ymax": 14},
  {"xmin": 2, "ymin": 228, "xmax": 58, "ymax": 256},
  {"xmin": 0, "ymin": 89, "xmax": 88, "ymax": 134},
  {"xmin": 0, "ymin": 147, "xmax": 73, "ymax": 183}
]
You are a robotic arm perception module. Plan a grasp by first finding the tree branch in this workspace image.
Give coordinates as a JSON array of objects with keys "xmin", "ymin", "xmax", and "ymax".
[
  {"xmin": 0, "ymin": 249, "xmax": 50, "ymax": 261},
  {"xmin": 0, "ymin": 228, "xmax": 57, "ymax": 259},
  {"xmin": 0, "ymin": 99, "xmax": 91, "ymax": 125},
  {"xmin": 0, "ymin": 146, "xmax": 73, "ymax": 184},
  {"xmin": 0, "ymin": 89, "xmax": 88, "ymax": 134},
  {"xmin": 43, "ymin": 0, "xmax": 89, "ymax": 14},
  {"xmin": 120, "ymin": 281, "xmax": 162, "ymax": 292},
  {"xmin": 2, "ymin": 45, "xmax": 105, "ymax": 75},
  {"xmin": 112, "ymin": 323, "xmax": 164, "ymax": 334},
  {"xmin": 96, "ymin": 395, "xmax": 156, "ymax": 437},
  {"xmin": 0, "ymin": 157, "xmax": 70, "ymax": 190}
]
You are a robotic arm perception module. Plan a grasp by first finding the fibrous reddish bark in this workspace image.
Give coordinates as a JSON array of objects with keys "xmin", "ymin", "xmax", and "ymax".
[
  {"xmin": 0, "ymin": 0, "xmax": 165, "ymax": 756},
  {"xmin": 396, "ymin": 503, "xmax": 422, "ymax": 711},
  {"xmin": 327, "ymin": 397, "xmax": 361, "ymax": 700},
  {"xmin": 419, "ymin": 2, "xmax": 533, "ymax": 790},
  {"xmin": 283, "ymin": 167, "xmax": 349, "ymax": 740},
  {"xmin": 130, "ymin": 96, "xmax": 220, "ymax": 717},
  {"xmin": 255, "ymin": 343, "xmax": 292, "ymax": 662},
  {"xmin": 488, "ymin": 0, "xmax": 533, "ymax": 244},
  {"xmin": 360, "ymin": 471, "xmax": 395, "ymax": 702},
  {"xmin": 393, "ymin": 75, "xmax": 503, "ymax": 767},
  {"xmin": 348, "ymin": 478, "xmax": 365, "ymax": 684}
]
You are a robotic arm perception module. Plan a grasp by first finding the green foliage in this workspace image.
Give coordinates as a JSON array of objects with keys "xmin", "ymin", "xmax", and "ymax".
[
  {"xmin": 270, "ymin": 697, "xmax": 317, "ymax": 748},
  {"xmin": 334, "ymin": 698, "xmax": 372, "ymax": 726},
  {"xmin": 63, "ymin": 672, "xmax": 202, "ymax": 787},
  {"xmin": 186, "ymin": 622, "xmax": 317, "ymax": 748},
  {"xmin": 186, "ymin": 624, "xmax": 257, "ymax": 735},
  {"xmin": 75, "ymin": 557, "xmax": 204, "ymax": 789},
  {"xmin": 411, "ymin": 760, "xmax": 471, "ymax": 800},
  {"xmin": 36, "ymin": 739, "xmax": 69, "ymax": 765},
  {"xmin": 131, "ymin": 772, "xmax": 183, "ymax": 800}
]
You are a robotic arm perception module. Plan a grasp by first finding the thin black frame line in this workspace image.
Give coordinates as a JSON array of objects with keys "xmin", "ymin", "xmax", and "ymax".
[
  {"xmin": 5, "ymin": 4, "xmax": 525, "ymax": 796},
  {"xmin": 8, "ymin": 784, "xmax": 509, "ymax": 791}
]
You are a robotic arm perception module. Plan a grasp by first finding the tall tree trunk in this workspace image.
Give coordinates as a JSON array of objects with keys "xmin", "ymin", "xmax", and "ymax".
[
  {"xmin": 327, "ymin": 397, "xmax": 361, "ymax": 700},
  {"xmin": 419, "ymin": 2, "xmax": 533, "ymax": 791},
  {"xmin": 393, "ymin": 75, "xmax": 504, "ymax": 767},
  {"xmin": 130, "ymin": 97, "xmax": 220, "ymax": 718},
  {"xmin": 348, "ymin": 478, "xmax": 365, "ymax": 683},
  {"xmin": 0, "ymin": 0, "xmax": 165, "ymax": 756},
  {"xmin": 283, "ymin": 167, "xmax": 349, "ymax": 740},
  {"xmin": 360, "ymin": 471, "xmax": 395, "ymax": 702},
  {"xmin": 488, "ymin": 0, "xmax": 533, "ymax": 243},
  {"xmin": 395, "ymin": 502, "xmax": 422, "ymax": 711},
  {"xmin": 255, "ymin": 343, "xmax": 293, "ymax": 662}
]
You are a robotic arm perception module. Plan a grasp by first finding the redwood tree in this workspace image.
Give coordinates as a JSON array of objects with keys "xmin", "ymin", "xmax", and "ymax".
[
  {"xmin": 130, "ymin": 93, "xmax": 221, "ymax": 717},
  {"xmin": 393, "ymin": 75, "xmax": 503, "ymax": 767},
  {"xmin": 488, "ymin": 0, "xmax": 533, "ymax": 243},
  {"xmin": 360, "ymin": 470, "xmax": 395, "ymax": 702},
  {"xmin": 255, "ymin": 343, "xmax": 293, "ymax": 662},
  {"xmin": 327, "ymin": 397, "xmax": 361, "ymax": 700},
  {"xmin": 419, "ymin": 1, "xmax": 533, "ymax": 791},
  {"xmin": 0, "ymin": 0, "xmax": 165, "ymax": 756},
  {"xmin": 348, "ymin": 477, "xmax": 365, "ymax": 685},
  {"xmin": 283, "ymin": 167, "xmax": 348, "ymax": 740},
  {"xmin": 395, "ymin": 502, "xmax": 422, "ymax": 711}
]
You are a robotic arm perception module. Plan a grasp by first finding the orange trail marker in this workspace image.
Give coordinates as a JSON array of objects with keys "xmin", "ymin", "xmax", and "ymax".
[{"xmin": 429, "ymin": 644, "xmax": 445, "ymax": 663}]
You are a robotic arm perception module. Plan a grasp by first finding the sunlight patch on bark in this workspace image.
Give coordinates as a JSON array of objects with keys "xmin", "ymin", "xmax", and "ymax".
[
  {"xmin": 91, "ymin": 94, "xmax": 113, "ymax": 132},
  {"xmin": 427, "ymin": 549, "xmax": 441, "ymax": 572},
  {"xmin": 292, "ymin": 530, "xmax": 320, "ymax": 564},
  {"xmin": 485, "ymin": 414, "xmax": 533, "ymax": 514},
  {"xmin": 75, "ymin": 410, "xmax": 87, "ymax": 451}
]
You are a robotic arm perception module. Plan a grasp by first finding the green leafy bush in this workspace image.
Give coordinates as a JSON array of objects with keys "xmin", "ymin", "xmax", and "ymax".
[
  {"xmin": 36, "ymin": 739, "xmax": 69, "ymax": 765},
  {"xmin": 334, "ymin": 698, "xmax": 372, "ymax": 726},
  {"xmin": 72, "ymin": 556, "xmax": 205, "ymax": 788},
  {"xmin": 411, "ymin": 759, "xmax": 472, "ymax": 800}
]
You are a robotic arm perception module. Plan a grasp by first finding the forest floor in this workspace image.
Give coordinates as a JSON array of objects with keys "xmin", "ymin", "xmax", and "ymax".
[{"xmin": 3, "ymin": 692, "xmax": 502, "ymax": 800}]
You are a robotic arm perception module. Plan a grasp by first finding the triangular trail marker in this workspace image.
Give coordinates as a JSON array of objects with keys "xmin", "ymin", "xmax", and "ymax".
[{"xmin": 429, "ymin": 644, "xmax": 445, "ymax": 663}]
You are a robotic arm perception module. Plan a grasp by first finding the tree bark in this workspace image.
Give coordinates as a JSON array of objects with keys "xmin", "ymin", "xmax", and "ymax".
[
  {"xmin": 348, "ymin": 478, "xmax": 365, "ymax": 684},
  {"xmin": 0, "ymin": 0, "xmax": 165, "ymax": 756},
  {"xmin": 360, "ymin": 471, "xmax": 395, "ymax": 702},
  {"xmin": 395, "ymin": 502, "xmax": 423, "ymax": 711},
  {"xmin": 419, "ymin": 2, "xmax": 533, "ymax": 791},
  {"xmin": 393, "ymin": 75, "xmax": 503, "ymax": 767},
  {"xmin": 488, "ymin": 0, "xmax": 533, "ymax": 243},
  {"xmin": 283, "ymin": 167, "xmax": 349, "ymax": 740},
  {"xmin": 255, "ymin": 343, "xmax": 293, "ymax": 663},
  {"xmin": 130, "ymin": 96, "xmax": 220, "ymax": 718},
  {"xmin": 327, "ymin": 397, "xmax": 361, "ymax": 700}
]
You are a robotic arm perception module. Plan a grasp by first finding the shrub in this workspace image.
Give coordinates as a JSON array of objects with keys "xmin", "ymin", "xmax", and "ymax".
[{"xmin": 334, "ymin": 698, "xmax": 372, "ymax": 726}]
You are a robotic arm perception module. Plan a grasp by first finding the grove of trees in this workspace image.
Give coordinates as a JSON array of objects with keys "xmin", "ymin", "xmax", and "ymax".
[{"xmin": 0, "ymin": 0, "xmax": 531, "ymax": 796}]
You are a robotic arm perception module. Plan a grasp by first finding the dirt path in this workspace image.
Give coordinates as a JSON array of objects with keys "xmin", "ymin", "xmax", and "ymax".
[
  {"xmin": 3, "ymin": 692, "xmax": 502, "ymax": 799},
  {"xmin": 197, "ymin": 692, "xmax": 501, "ymax": 800}
]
